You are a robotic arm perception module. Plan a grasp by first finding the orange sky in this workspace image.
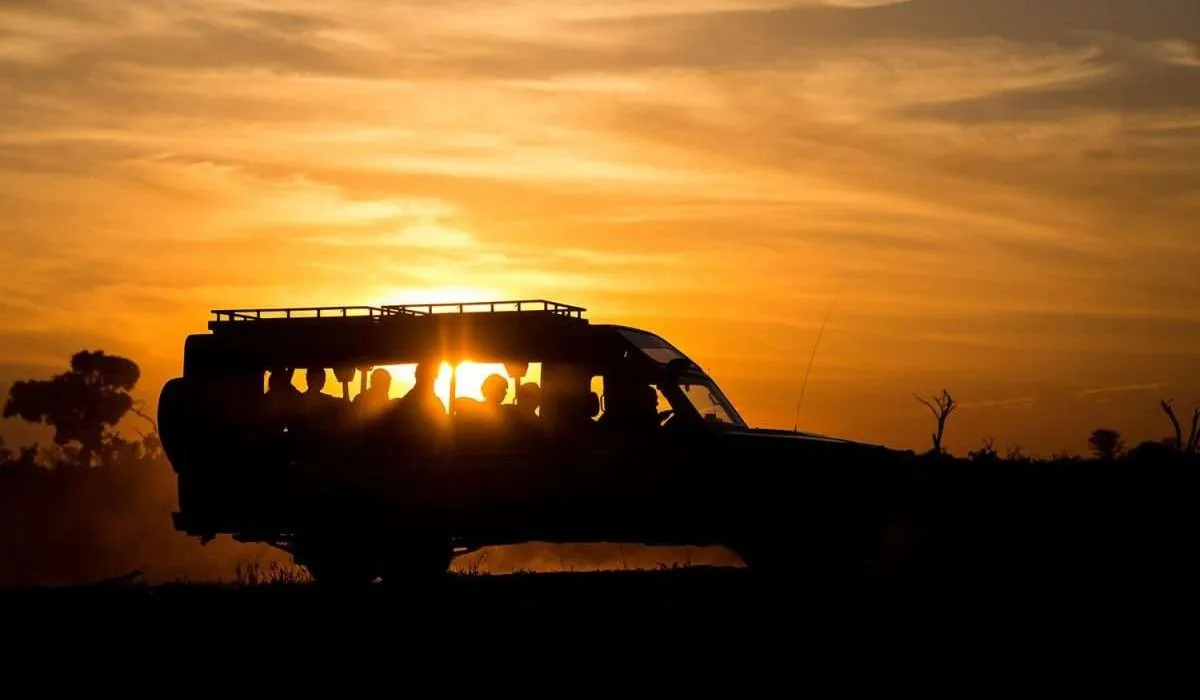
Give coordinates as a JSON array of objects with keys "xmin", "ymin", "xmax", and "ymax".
[{"xmin": 2, "ymin": 0, "xmax": 1198, "ymax": 456}]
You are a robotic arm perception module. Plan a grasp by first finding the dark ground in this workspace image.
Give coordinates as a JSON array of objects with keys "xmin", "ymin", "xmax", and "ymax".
[
  {"xmin": 4, "ymin": 563, "xmax": 1186, "ymax": 640},
  {"xmin": 6, "ymin": 568, "xmax": 1195, "ymax": 689}
]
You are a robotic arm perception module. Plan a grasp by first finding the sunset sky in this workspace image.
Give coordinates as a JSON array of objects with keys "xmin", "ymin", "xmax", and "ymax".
[{"xmin": 2, "ymin": 0, "xmax": 1198, "ymax": 456}]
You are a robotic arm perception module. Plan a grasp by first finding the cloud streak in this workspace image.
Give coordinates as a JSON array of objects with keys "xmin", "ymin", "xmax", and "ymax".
[{"xmin": 1076, "ymin": 383, "xmax": 1170, "ymax": 398}]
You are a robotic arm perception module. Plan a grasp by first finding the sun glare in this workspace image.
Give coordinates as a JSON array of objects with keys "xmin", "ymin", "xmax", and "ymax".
[
  {"xmin": 362, "ymin": 286, "xmax": 542, "ymax": 407},
  {"xmin": 370, "ymin": 360, "xmax": 541, "ymax": 409}
]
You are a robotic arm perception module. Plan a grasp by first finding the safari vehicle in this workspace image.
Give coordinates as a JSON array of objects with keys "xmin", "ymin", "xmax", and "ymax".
[{"xmin": 158, "ymin": 299, "xmax": 912, "ymax": 587}]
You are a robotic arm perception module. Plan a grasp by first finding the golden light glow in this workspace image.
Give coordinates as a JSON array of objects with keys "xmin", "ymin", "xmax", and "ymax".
[{"xmin": 367, "ymin": 361, "xmax": 542, "ymax": 411}]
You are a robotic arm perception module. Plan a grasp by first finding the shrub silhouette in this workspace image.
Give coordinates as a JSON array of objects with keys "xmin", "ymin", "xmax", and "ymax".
[
  {"xmin": 3, "ymin": 350, "xmax": 141, "ymax": 465},
  {"xmin": 1087, "ymin": 428, "xmax": 1124, "ymax": 460}
]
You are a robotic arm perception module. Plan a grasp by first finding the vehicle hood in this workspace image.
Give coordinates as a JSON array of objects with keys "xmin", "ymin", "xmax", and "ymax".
[{"xmin": 723, "ymin": 426, "xmax": 887, "ymax": 450}]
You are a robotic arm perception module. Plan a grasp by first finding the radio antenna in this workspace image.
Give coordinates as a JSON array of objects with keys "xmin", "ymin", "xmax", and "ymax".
[{"xmin": 793, "ymin": 289, "xmax": 840, "ymax": 432}]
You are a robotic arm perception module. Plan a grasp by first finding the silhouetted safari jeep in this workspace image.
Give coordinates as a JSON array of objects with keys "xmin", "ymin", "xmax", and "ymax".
[{"xmin": 158, "ymin": 300, "xmax": 913, "ymax": 588}]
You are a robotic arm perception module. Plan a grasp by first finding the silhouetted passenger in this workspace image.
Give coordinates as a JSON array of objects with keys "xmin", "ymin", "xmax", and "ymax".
[
  {"xmin": 510, "ymin": 382, "xmax": 541, "ymax": 420},
  {"xmin": 394, "ymin": 361, "xmax": 447, "ymax": 430},
  {"xmin": 293, "ymin": 367, "xmax": 350, "ymax": 451},
  {"xmin": 502, "ymin": 382, "xmax": 543, "ymax": 441},
  {"xmin": 305, "ymin": 367, "xmax": 351, "ymax": 423},
  {"xmin": 303, "ymin": 368, "xmax": 342, "ymax": 409},
  {"xmin": 482, "ymin": 373, "xmax": 508, "ymax": 409},
  {"xmin": 599, "ymin": 381, "xmax": 659, "ymax": 434},
  {"xmin": 455, "ymin": 374, "xmax": 508, "ymax": 419},
  {"xmin": 353, "ymin": 367, "xmax": 394, "ymax": 420},
  {"xmin": 264, "ymin": 367, "xmax": 302, "ymax": 429}
]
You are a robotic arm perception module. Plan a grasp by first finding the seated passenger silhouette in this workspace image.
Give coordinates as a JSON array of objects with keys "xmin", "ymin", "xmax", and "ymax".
[
  {"xmin": 502, "ymin": 382, "xmax": 543, "ymax": 441},
  {"xmin": 304, "ymin": 368, "xmax": 350, "ymax": 421},
  {"xmin": 353, "ymin": 367, "xmax": 394, "ymax": 420},
  {"xmin": 393, "ymin": 360, "xmax": 447, "ymax": 430},
  {"xmin": 303, "ymin": 368, "xmax": 343, "ymax": 410},
  {"xmin": 598, "ymin": 381, "xmax": 659, "ymax": 434},
  {"xmin": 507, "ymin": 381, "xmax": 541, "ymax": 421},
  {"xmin": 453, "ymin": 373, "xmax": 509, "ymax": 447},
  {"xmin": 296, "ymin": 367, "xmax": 350, "ymax": 448},
  {"xmin": 264, "ymin": 367, "xmax": 302, "ymax": 430},
  {"xmin": 481, "ymin": 373, "xmax": 508, "ymax": 412}
]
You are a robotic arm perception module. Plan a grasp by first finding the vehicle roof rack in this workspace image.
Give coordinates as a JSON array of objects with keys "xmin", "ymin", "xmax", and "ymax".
[
  {"xmin": 209, "ymin": 299, "xmax": 586, "ymax": 328},
  {"xmin": 379, "ymin": 299, "xmax": 585, "ymax": 318},
  {"xmin": 210, "ymin": 306, "xmax": 396, "ymax": 324}
]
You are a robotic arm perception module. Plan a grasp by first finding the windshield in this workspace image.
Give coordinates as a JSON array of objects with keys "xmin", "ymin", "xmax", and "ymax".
[
  {"xmin": 617, "ymin": 329, "xmax": 687, "ymax": 365},
  {"xmin": 675, "ymin": 376, "xmax": 745, "ymax": 427}
]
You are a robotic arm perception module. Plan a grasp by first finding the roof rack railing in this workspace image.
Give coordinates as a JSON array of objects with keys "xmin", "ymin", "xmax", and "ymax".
[
  {"xmin": 210, "ymin": 306, "xmax": 398, "ymax": 323},
  {"xmin": 209, "ymin": 300, "xmax": 586, "ymax": 324},
  {"xmin": 380, "ymin": 299, "xmax": 586, "ymax": 319}
]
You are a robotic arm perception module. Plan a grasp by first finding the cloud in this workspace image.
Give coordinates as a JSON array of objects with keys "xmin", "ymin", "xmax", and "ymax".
[
  {"xmin": 1076, "ymin": 382, "xmax": 1169, "ymax": 398},
  {"xmin": 902, "ymin": 40, "xmax": 1200, "ymax": 122}
]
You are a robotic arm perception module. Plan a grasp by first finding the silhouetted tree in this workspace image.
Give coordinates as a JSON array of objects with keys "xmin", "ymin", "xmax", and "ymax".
[
  {"xmin": 1088, "ymin": 428, "xmax": 1124, "ymax": 460},
  {"xmin": 3, "ymin": 350, "xmax": 142, "ymax": 466},
  {"xmin": 1159, "ymin": 399, "xmax": 1199, "ymax": 454},
  {"xmin": 968, "ymin": 437, "xmax": 999, "ymax": 463},
  {"xmin": 914, "ymin": 389, "xmax": 957, "ymax": 454}
]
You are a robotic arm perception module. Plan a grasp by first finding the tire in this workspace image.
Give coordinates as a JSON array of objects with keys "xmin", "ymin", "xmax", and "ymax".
[
  {"xmin": 304, "ymin": 558, "xmax": 379, "ymax": 591},
  {"xmin": 294, "ymin": 535, "xmax": 380, "ymax": 592}
]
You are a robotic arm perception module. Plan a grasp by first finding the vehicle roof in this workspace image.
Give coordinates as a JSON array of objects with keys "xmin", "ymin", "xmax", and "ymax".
[{"xmin": 186, "ymin": 300, "xmax": 692, "ymax": 373}]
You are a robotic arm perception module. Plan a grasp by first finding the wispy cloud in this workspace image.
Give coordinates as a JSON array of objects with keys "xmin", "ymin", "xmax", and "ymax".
[
  {"xmin": 961, "ymin": 396, "xmax": 1039, "ymax": 410},
  {"xmin": 1076, "ymin": 383, "xmax": 1170, "ymax": 398}
]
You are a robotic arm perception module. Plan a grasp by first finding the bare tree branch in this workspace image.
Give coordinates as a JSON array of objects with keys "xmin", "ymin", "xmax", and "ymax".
[
  {"xmin": 1188, "ymin": 404, "xmax": 1200, "ymax": 454},
  {"xmin": 914, "ymin": 394, "xmax": 939, "ymax": 420},
  {"xmin": 130, "ymin": 399, "xmax": 158, "ymax": 435},
  {"xmin": 1161, "ymin": 400, "xmax": 1184, "ymax": 451},
  {"xmin": 915, "ymin": 389, "xmax": 957, "ymax": 453}
]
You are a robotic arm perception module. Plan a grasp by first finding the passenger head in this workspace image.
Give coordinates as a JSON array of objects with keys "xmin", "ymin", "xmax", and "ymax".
[
  {"xmin": 370, "ymin": 367, "xmax": 392, "ymax": 394},
  {"xmin": 482, "ymin": 374, "xmax": 509, "ymax": 406},
  {"xmin": 517, "ymin": 382, "xmax": 542, "ymax": 413},
  {"xmin": 305, "ymin": 367, "xmax": 327, "ymax": 393},
  {"xmin": 583, "ymin": 390, "xmax": 600, "ymax": 419},
  {"xmin": 267, "ymin": 367, "xmax": 293, "ymax": 392},
  {"xmin": 639, "ymin": 384, "xmax": 659, "ymax": 413},
  {"xmin": 413, "ymin": 360, "xmax": 438, "ymax": 386}
]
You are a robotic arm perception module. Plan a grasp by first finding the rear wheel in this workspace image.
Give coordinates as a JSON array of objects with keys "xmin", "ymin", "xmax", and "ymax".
[
  {"xmin": 304, "ymin": 558, "xmax": 378, "ymax": 591},
  {"xmin": 294, "ymin": 536, "xmax": 380, "ymax": 591}
]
